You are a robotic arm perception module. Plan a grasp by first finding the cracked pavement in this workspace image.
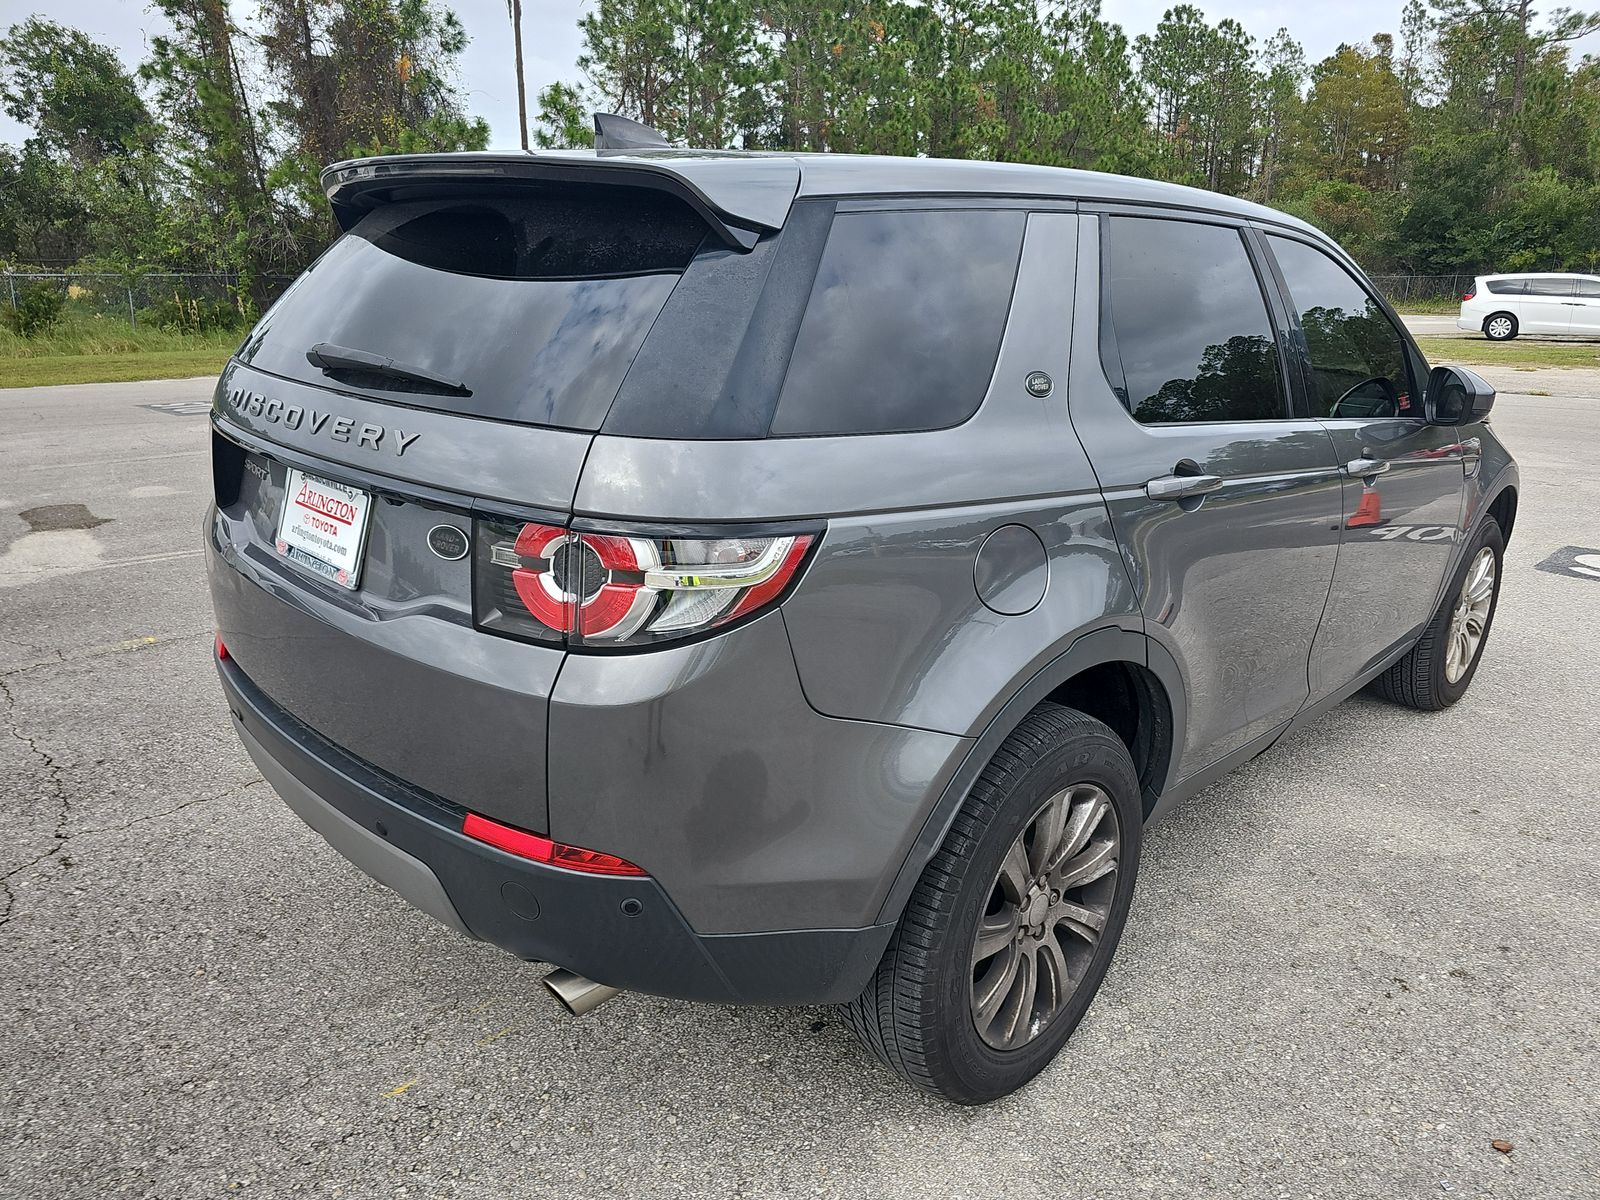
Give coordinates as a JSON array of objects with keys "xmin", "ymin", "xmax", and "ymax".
[{"xmin": 1, "ymin": 375, "xmax": 1597, "ymax": 1198}]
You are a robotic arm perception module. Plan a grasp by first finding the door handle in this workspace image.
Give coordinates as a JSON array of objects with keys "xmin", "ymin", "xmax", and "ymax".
[
  {"xmin": 1145, "ymin": 473, "xmax": 1224, "ymax": 501},
  {"xmin": 1345, "ymin": 457, "xmax": 1390, "ymax": 478}
]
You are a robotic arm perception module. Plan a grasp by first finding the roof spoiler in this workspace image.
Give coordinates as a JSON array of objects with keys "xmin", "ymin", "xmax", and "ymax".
[{"xmin": 320, "ymin": 151, "xmax": 797, "ymax": 252}]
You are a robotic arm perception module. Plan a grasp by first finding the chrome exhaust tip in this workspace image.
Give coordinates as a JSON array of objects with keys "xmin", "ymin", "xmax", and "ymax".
[{"xmin": 542, "ymin": 968, "xmax": 622, "ymax": 1017}]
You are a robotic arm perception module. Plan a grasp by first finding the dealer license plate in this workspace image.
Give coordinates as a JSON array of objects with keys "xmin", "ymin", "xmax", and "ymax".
[{"xmin": 276, "ymin": 467, "xmax": 372, "ymax": 590}]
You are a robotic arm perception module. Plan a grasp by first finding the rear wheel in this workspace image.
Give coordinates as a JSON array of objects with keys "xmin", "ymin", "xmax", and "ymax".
[
  {"xmin": 1484, "ymin": 312, "xmax": 1518, "ymax": 341},
  {"xmin": 839, "ymin": 704, "xmax": 1141, "ymax": 1104},
  {"xmin": 1371, "ymin": 517, "xmax": 1504, "ymax": 710}
]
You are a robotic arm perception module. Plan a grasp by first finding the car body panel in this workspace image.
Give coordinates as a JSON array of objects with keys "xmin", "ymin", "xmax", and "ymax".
[
  {"xmin": 1307, "ymin": 419, "xmax": 1468, "ymax": 696},
  {"xmin": 214, "ymin": 360, "xmax": 592, "ymax": 511},
  {"xmin": 209, "ymin": 493, "xmax": 562, "ymax": 832},
  {"xmin": 547, "ymin": 613, "xmax": 969, "ymax": 933}
]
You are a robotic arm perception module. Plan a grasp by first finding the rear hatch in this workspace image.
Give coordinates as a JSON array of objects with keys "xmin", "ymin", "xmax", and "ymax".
[{"xmin": 209, "ymin": 153, "xmax": 798, "ymax": 832}]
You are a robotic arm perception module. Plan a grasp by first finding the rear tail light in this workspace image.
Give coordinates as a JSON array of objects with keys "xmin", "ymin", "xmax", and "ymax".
[
  {"xmin": 463, "ymin": 812, "xmax": 647, "ymax": 875},
  {"xmin": 474, "ymin": 518, "xmax": 816, "ymax": 648},
  {"xmin": 1462, "ymin": 291, "xmax": 1475, "ymax": 301}
]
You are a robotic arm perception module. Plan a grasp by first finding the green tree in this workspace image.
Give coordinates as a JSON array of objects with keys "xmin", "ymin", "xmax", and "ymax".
[
  {"xmin": 579, "ymin": 0, "xmax": 764, "ymax": 146},
  {"xmin": 142, "ymin": 0, "xmax": 280, "ymax": 272},
  {"xmin": 1136, "ymin": 6, "xmax": 1260, "ymax": 190},
  {"xmin": 1254, "ymin": 29, "xmax": 1305, "ymax": 202},
  {"xmin": 1293, "ymin": 41, "xmax": 1410, "ymax": 191},
  {"xmin": 534, "ymin": 81, "xmax": 596, "ymax": 148},
  {"xmin": 0, "ymin": 17, "xmax": 153, "ymax": 158},
  {"xmin": 258, "ymin": 0, "xmax": 489, "ymax": 237}
]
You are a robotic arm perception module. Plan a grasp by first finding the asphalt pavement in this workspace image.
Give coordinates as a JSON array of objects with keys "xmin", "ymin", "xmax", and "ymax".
[
  {"xmin": 1401, "ymin": 313, "xmax": 1471, "ymax": 339},
  {"xmin": 1, "ymin": 373, "xmax": 1596, "ymax": 1198}
]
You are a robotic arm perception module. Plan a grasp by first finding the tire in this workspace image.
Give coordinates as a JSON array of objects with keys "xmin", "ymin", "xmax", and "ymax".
[
  {"xmin": 839, "ymin": 703, "xmax": 1142, "ymax": 1104},
  {"xmin": 1370, "ymin": 517, "xmax": 1504, "ymax": 711},
  {"xmin": 1484, "ymin": 312, "xmax": 1518, "ymax": 341}
]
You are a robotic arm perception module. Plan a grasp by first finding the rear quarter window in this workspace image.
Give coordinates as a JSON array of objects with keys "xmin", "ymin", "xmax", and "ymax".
[{"xmin": 767, "ymin": 209, "xmax": 1025, "ymax": 436}]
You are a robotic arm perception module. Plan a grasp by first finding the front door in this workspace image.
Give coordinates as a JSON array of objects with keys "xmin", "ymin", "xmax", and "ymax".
[
  {"xmin": 1568, "ymin": 277, "xmax": 1600, "ymax": 337},
  {"xmin": 1261, "ymin": 233, "xmax": 1468, "ymax": 701},
  {"xmin": 1070, "ymin": 213, "xmax": 1344, "ymax": 780}
]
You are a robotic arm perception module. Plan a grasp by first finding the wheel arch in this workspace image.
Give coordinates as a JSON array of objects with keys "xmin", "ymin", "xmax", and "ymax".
[
  {"xmin": 1487, "ymin": 483, "xmax": 1518, "ymax": 543},
  {"xmin": 874, "ymin": 626, "xmax": 1183, "ymax": 926}
]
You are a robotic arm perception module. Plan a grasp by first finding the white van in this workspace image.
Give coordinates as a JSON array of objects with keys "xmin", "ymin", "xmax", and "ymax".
[{"xmin": 1459, "ymin": 273, "xmax": 1600, "ymax": 339}]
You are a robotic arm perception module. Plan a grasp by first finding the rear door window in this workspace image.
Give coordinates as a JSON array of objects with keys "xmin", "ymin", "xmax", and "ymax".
[
  {"xmin": 1528, "ymin": 277, "xmax": 1575, "ymax": 296},
  {"xmin": 1100, "ymin": 216, "xmax": 1286, "ymax": 423},
  {"xmin": 768, "ymin": 209, "xmax": 1025, "ymax": 435},
  {"xmin": 1267, "ymin": 235, "xmax": 1415, "ymax": 419},
  {"xmin": 238, "ymin": 189, "xmax": 706, "ymax": 430},
  {"xmin": 1486, "ymin": 278, "xmax": 1528, "ymax": 295},
  {"xmin": 1579, "ymin": 279, "xmax": 1600, "ymax": 297}
]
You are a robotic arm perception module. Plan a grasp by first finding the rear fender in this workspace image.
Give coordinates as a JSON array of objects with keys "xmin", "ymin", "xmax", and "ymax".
[{"xmin": 873, "ymin": 627, "xmax": 1184, "ymax": 926}]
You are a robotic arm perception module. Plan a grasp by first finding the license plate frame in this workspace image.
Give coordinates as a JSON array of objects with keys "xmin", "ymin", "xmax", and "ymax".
[{"xmin": 276, "ymin": 467, "xmax": 373, "ymax": 590}]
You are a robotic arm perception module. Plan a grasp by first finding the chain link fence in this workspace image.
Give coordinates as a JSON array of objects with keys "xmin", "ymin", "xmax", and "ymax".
[
  {"xmin": 3, "ymin": 271, "xmax": 297, "ymax": 330},
  {"xmin": 1368, "ymin": 274, "xmax": 1476, "ymax": 307}
]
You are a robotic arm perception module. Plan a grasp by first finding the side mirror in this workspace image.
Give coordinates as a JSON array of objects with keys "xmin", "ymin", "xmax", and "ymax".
[{"xmin": 1426, "ymin": 364, "xmax": 1496, "ymax": 425}]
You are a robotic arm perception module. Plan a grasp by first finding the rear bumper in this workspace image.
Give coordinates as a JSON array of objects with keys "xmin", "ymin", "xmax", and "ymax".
[
  {"xmin": 220, "ymin": 652, "xmax": 893, "ymax": 1005},
  {"xmin": 1457, "ymin": 314, "xmax": 1481, "ymax": 332}
]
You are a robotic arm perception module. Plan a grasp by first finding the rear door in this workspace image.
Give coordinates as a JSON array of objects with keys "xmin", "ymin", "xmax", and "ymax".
[
  {"xmin": 1069, "ymin": 212, "xmax": 1344, "ymax": 779},
  {"xmin": 1258, "ymin": 231, "xmax": 1467, "ymax": 699}
]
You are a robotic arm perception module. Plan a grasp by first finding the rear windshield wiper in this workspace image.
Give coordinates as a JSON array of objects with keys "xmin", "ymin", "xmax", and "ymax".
[{"xmin": 306, "ymin": 342, "xmax": 471, "ymax": 397}]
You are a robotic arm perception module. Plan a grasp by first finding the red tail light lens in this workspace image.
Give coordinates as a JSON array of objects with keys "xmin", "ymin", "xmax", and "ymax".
[
  {"xmin": 1462, "ymin": 291, "xmax": 1475, "ymax": 301},
  {"xmin": 215, "ymin": 634, "xmax": 228, "ymax": 660},
  {"xmin": 463, "ymin": 812, "xmax": 647, "ymax": 875},
  {"xmin": 474, "ymin": 518, "xmax": 816, "ymax": 648}
]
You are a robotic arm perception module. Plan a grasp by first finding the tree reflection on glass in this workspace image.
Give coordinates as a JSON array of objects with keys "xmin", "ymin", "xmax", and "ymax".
[
  {"xmin": 1269, "ymin": 236, "xmax": 1412, "ymax": 417},
  {"xmin": 1133, "ymin": 334, "xmax": 1281, "ymax": 423}
]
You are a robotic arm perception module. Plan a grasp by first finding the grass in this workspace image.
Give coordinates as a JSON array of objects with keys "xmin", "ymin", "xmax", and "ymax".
[
  {"xmin": 1415, "ymin": 336, "xmax": 1600, "ymax": 369},
  {"xmin": 1, "ymin": 308, "xmax": 238, "ymax": 388},
  {"xmin": 1391, "ymin": 297, "xmax": 1464, "ymax": 314},
  {"xmin": 3, "ymin": 349, "xmax": 232, "ymax": 388}
]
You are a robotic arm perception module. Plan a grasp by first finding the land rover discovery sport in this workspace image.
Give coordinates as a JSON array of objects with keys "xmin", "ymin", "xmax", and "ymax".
[{"xmin": 209, "ymin": 146, "xmax": 1518, "ymax": 1104}]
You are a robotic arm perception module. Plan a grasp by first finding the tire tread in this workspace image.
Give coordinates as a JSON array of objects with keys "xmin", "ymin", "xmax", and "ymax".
[{"xmin": 839, "ymin": 703, "xmax": 1134, "ymax": 1099}]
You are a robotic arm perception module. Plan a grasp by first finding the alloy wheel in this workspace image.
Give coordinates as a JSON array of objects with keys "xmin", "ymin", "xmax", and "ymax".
[
  {"xmin": 1486, "ymin": 316, "xmax": 1513, "ymax": 339},
  {"xmin": 1445, "ymin": 546, "xmax": 1496, "ymax": 684},
  {"xmin": 969, "ymin": 783, "xmax": 1120, "ymax": 1051}
]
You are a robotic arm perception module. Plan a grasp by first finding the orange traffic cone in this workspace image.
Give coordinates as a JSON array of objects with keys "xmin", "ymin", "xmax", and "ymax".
[{"xmin": 1346, "ymin": 484, "xmax": 1382, "ymax": 528}]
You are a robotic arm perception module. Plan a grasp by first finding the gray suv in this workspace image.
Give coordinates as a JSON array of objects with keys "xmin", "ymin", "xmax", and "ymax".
[{"xmin": 208, "ymin": 147, "xmax": 1518, "ymax": 1104}]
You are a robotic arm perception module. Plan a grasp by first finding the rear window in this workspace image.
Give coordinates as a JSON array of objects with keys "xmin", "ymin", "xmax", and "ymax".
[
  {"xmin": 237, "ymin": 189, "xmax": 706, "ymax": 430},
  {"xmin": 768, "ymin": 209, "xmax": 1025, "ymax": 435}
]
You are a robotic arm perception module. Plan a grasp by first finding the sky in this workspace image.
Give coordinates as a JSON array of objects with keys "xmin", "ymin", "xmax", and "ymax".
[{"xmin": 0, "ymin": 0, "xmax": 1592, "ymax": 151}]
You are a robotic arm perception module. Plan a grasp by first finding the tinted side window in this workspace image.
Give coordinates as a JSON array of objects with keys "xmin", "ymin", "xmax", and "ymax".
[
  {"xmin": 1101, "ymin": 217, "xmax": 1285, "ymax": 424},
  {"xmin": 1580, "ymin": 279, "xmax": 1600, "ymax": 297},
  {"xmin": 1268, "ymin": 235, "xmax": 1414, "ymax": 419},
  {"xmin": 769, "ymin": 209, "xmax": 1025, "ymax": 436},
  {"xmin": 1486, "ymin": 278, "xmax": 1528, "ymax": 294},
  {"xmin": 1528, "ymin": 277, "xmax": 1575, "ymax": 296}
]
